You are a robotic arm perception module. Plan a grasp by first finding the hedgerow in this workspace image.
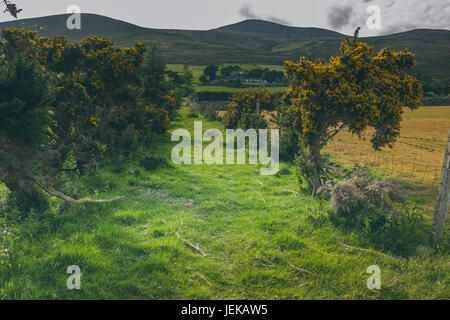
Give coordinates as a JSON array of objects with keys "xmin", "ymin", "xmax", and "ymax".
[{"xmin": 0, "ymin": 28, "xmax": 180, "ymax": 210}]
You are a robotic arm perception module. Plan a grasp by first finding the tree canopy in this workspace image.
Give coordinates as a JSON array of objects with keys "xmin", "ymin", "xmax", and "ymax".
[
  {"xmin": 224, "ymin": 88, "xmax": 272, "ymax": 130},
  {"xmin": 0, "ymin": 28, "xmax": 180, "ymax": 209},
  {"xmin": 283, "ymin": 29, "xmax": 423, "ymax": 193},
  {"xmin": 202, "ymin": 64, "xmax": 219, "ymax": 82}
]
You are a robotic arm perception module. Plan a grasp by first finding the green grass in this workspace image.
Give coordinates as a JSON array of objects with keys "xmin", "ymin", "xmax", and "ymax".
[
  {"xmin": 167, "ymin": 64, "xmax": 288, "ymax": 93},
  {"xmin": 167, "ymin": 64, "xmax": 205, "ymax": 85},
  {"xmin": 192, "ymin": 85, "xmax": 288, "ymax": 94},
  {"xmin": 167, "ymin": 63, "xmax": 289, "ymax": 94},
  {"xmin": 167, "ymin": 64, "xmax": 283, "ymax": 73},
  {"xmin": 167, "ymin": 63, "xmax": 287, "ymax": 86},
  {"xmin": 0, "ymin": 107, "xmax": 448, "ymax": 300}
]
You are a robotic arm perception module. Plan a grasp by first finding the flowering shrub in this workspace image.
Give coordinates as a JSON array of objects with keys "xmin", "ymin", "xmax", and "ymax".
[
  {"xmin": 283, "ymin": 29, "xmax": 423, "ymax": 193},
  {"xmin": 224, "ymin": 88, "xmax": 272, "ymax": 129},
  {"xmin": 0, "ymin": 28, "xmax": 180, "ymax": 208}
]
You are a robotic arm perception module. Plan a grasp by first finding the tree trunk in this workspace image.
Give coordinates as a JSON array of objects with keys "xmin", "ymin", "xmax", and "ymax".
[
  {"xmin": 310, "ymin": 143, "xmax": 323, "ymax": 195},
  {"xmin": 4, "ymin": 178, "xmax": 48, "ymax": 211}
]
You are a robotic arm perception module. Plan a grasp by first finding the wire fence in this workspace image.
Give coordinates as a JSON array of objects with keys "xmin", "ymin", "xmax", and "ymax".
[{"xmin": 325, "ymin": 136, "xmax": 446, "ymax": 193}]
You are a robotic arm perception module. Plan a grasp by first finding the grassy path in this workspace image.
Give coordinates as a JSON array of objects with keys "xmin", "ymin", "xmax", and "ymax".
[{"xmin": 0, "ymin": 107, "xmax": 448, "ymax": 300}]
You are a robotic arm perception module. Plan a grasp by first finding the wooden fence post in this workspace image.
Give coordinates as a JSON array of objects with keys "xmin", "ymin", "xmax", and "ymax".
[{"xmin": 432, "ymin": 129, "xmax": 450, "ymax": 243}]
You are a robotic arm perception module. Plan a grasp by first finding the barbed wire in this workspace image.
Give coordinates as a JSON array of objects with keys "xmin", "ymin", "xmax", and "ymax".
[
  {"xmin": 396, "ymin": 140, "xmax": 444, "ymax": 153},
  {"xmin": 399, "ymin": 135, "xmax": 446, "ymax": 143},
  {"xmin": 325, "ymin": 143, "xmax": 444, "ymax": 190}
]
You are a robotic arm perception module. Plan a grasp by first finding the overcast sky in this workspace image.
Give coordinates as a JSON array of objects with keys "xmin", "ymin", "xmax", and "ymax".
[{"xmin": 2, "ymin": 0, "xmax": 449, "ymax": 36}]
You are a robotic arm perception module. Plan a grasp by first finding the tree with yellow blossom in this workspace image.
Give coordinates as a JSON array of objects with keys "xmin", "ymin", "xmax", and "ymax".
[
  {"xmin": 224, "ymin": 88, "xmax": 272, "ymax": 129},
  {"xmin": 0, "ymin": 28, "xmax": 180, "ymax": 208},
  {"xmin": 283, "ymin": 28, "xmax": 423, "ymax": 194}
]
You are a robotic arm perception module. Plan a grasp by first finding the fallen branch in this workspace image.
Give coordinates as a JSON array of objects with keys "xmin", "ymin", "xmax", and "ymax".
[
  {"xmin": 299, "ymin": 282, "xmax": 308, "ymax": 287},
  {"xmin": 34, "ymin": 177, "xmax": 127, "ymax": 205},
  {"xmin": 192, "ymin": 273, "xmax": 212, "ymax": 286},
  {"xmin": 339, "ymin": 241, "xmax": 406, "ymax": 261},
  {"xmin": 162, "ymin": 214, "xmax": 207, "ymax": 257},
  {"xmin": 283, "ymin": 189, "xmax": 299, "ymax": 196},
  {"xmin": 285, "ymin": 261, "xmax": 313, "ymax": 274}
]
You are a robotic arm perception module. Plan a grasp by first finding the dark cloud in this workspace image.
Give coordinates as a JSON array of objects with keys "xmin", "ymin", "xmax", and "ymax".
[
  {"xmin": 267, "ymin": 16, "xmax": 290, "ymax": 25},
  {"xmin": 238, "ymin": 4, "xmax": 291, "ymax": 26},
  {"xmin": 386, "ymin": 1, "xmax": 395, "ymax": 8},
  {"xmin": 239, "ymin": 4, "xmax": 257, "ymax": 19},
  {"xmin": 327, "ymin": 5, "xmax": 354, "ymax": 29}
]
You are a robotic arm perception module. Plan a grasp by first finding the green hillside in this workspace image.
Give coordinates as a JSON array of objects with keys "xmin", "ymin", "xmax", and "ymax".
[{"xmin": 1, "ymin": 13, "xmax": 449, "ymax": 80}]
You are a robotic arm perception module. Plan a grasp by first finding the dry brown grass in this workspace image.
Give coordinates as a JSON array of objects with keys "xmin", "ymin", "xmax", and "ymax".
[{"xmin": 325, "ymin": 106, "xmax": 450, "ymax": 187}]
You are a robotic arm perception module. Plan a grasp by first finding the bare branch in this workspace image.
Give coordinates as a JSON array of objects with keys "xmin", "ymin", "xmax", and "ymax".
[
  {"xmin": 328, "ymin": 124, "xmax": 347, "ymax": 140},
  {"xmin": 283, "ymin": 189, "xmax": 299, "ymax": 196},
  {"xmin": 339, "ymin": 241, "xmax": 406, "ymax": 261},
  {"xmin": 162, "ymin": 214, "xmax": 207, "ymax": 257},
  {"xmin": 33, "ymin": 177, "xmax": 127, "ymax": 205},
  {"xmin": 286, "ymin": 262, "xmax": 312, "ymax": 274}
]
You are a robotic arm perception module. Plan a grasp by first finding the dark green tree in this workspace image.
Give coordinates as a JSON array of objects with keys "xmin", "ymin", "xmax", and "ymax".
[
  {"xmin": 221, "ymin": 65, "xmax": 241, "ymax": 78},
  {"xmin": 202, "ymin": 64, "xmax": 219, "ymax": 82},
  {"xmin": 182, "ymin": 65, "xmax": 193, "ymax": 84},
  {"xmin": 0, "ymin": 55, "xmax": 52, "ymax": 209},
  {"xmin": 140, "ymin": 46, "xmax": 168, "ymax": 106}
]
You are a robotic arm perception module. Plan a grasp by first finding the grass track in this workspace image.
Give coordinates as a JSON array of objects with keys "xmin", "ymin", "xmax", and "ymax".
[{"xmin": 0, "ymin": 107, "xmax": 448, "ymax": 300}]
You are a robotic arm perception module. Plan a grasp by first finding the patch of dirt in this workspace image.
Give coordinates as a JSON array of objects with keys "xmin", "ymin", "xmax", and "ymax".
[
  {"xmin": 135, "ymin": 187, "xmax": 197, "ymax": 208},
  {"xmin": 134, "ymin": 187, "xmax": 174, "ymax": 201},
  {"xmin": 183, "ymin": 200, "xmax": 197, "ymax": 208}
]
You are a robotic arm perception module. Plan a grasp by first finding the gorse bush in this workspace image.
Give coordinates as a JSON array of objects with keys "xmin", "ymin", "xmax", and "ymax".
[
  {"xmin": 224, "ymin": 88, "xmax": 272, "ymax": 130},
  {"xmin": 278, "ymin": 128, "xmax": 299, "ymax": 162},
  {"xmin": 204, "ymin": 106, "xmax": 218, "ymax": 121},
  {"xmin": 0, "ymin": 54, "xmax": 52, "ymax": 210},
  {"xmin": 0, "ymin": 28, "xmax": 181, "ymax": 210},
  {"xmin": 235, "ymin": 113, "xmax": 267, "ymax": 130},
  {"xmin": 282, "ymin": 28, "xmax": 423, "ymax": 194}
]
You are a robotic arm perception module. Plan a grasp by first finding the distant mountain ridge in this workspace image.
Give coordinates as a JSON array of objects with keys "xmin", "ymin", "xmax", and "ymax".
[
  {"xmin": 216, "ymin": 19, "xmax": 343, "ymax": 38},
  {"xmin": 1, "ymin": 13, "xmax": 449, "ymax": 80}
]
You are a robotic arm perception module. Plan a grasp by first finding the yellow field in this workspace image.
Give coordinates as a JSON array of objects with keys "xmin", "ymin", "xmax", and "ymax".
[{"xmin": 325, "ymin": 106, "xmax": 450, "ymax": 187}]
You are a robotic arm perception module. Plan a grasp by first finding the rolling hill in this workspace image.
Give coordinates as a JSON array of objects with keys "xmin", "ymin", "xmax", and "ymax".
[{"xmin": 1, "ymin": 13, "xmax": 449, "ymax": 80}]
